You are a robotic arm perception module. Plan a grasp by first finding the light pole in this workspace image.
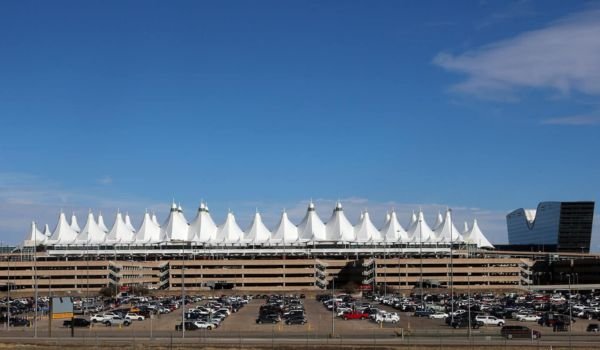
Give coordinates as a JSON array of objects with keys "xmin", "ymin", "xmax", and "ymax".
[
  {"xmin": 449, "ymin": 209, "xmax": 454, "ymax": 325},
  {"xmin": 567, "ymin": 273, "xmax": 572, "ymax": 349},
  {"xmin": 331, "ymin": 275, "xmax": 337, "ymax": 337},
  {"xmin": 467, "ymin": 268, "xmax": 472, "ymax": 339},
  {"xmin": 33, "ymin": 237, "xmax": 38, "ymax": 338},
  {"xmin": 181, "ymin": 256, "xmax": 186, "ymax": 339}
]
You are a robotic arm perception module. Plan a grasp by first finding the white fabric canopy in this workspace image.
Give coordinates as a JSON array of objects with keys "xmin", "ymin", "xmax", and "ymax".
[
  {"xmin": 76, "ymin": 212, "xmax": 106, "ymax": 245},
  {"xmin": 354, "ymin": 211, "xmax": 382, "ymax": 242},
  {"xmin": 325, "ymin": 202, "xmax": 355, "ymax": 241},
  {"xmin": 297, "ymin": 201, "xmax": 326, "ymax": 241},
  {"xmin": 271, "ymin": 210, "xmax": 299, "ymax": 243}
]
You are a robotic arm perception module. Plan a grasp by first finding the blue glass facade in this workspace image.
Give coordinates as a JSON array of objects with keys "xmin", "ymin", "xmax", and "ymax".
[{"xmin": 506, "ymin": 201, "xmax": 594, "ymax": 252}]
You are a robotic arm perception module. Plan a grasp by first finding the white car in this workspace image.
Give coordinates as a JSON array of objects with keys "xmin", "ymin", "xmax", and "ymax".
[
  {"xmin": 517, "ymin": 314, "xmax": 541, "ymax": 322},
  {"xmin": 125, "ymin": 313, "xmax": 145, "ymax": 321},
  {"xmin": 375, "ymin": 313, "xmax": 400, "ymax": 324},
  {"xmin": 193, "ymin": 321, "xmax": 215, "ymax": 330},
  {"xmin": 475, "ymin": 315, "xmax": 505, "ymax": 326},
  {"xmin": 90, "ymin": 314, "xmax": 112, "ymax": 323},
  {"xmin": 429, "ymin": 312, "xmax": 449, "ymax": 319}
]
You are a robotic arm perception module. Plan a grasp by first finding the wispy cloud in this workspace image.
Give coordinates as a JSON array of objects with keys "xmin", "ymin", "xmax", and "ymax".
[
  {"xmin": 541, "ymin": 114, "xmax": 600, "ymax": 125},
  {"xmin": 476, "ymin": 0, "xmax": 537, "ymax": 29},
  {"xmin": 434, "ymin": 8, "xmax": 600, "ymax": 100},
  {"xmin": 98, "ymin": 176, "xmax": 113, "ymax": 185}
]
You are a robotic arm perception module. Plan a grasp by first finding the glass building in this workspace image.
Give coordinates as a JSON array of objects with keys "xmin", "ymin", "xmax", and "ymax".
[{"xmin": 506, "ymin": 201, "xmax": 595, "ymax": 253}]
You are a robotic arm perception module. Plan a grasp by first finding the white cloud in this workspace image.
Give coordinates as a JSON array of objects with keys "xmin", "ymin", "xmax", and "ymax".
[
  {"xmin": 434, "ymin": 9, "xmax": 600, "ymax": 99},
  {"xmin": 541, "ymin": 114, "xmax": 600, "ymax": 125},
  {"xmin": 98, "ymin": 176, "xmax": 113, "ymax": 185}
]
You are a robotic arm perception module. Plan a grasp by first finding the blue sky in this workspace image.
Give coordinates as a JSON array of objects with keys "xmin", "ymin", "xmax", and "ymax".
[{"xmin": 0, "ymin": 1, "xmax": 599, "ymax": 248}]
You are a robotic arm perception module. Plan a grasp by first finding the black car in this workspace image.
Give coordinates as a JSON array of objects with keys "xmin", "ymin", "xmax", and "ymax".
[
  {"xmin": 587, "ymin": 323, "xmax": 600, "ymax": 332},
  {"xmin": 286, "ymin": 316, "xmax": 307, "ymax": 325},
  {"xmin": 175, "ymin": 321, "xmax": 199, "ymax": 331},
  {"xmin": 414, "ymin": 309, "xmax": 435, "ymax": 317},
  {"xmin": 450, "ymin": 318, "xmax": 483, "ymax": 329},
  {"xmin": 8, "ymin": 317, "xmax": 30, "ymax": 327},
  {"xmin": 63, "ymin": 318, "xmax": 91, "ymax": 327},
  {"xmin": 256, "ymin": 315, "xmax": 279, "ymax": 324}
]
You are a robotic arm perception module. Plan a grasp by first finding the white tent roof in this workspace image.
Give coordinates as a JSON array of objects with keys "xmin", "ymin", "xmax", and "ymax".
[
  {"xmin": 354, "ymin": 211, "xmax": 382, "ymax": 242},
  {"xmin": 188, "ymin": 203, "xmax": 218, "ymax": 243},
  {"xmin": 43, "ymin": 224, "xmax": 52, "ymax": 237},
  {"xmin": 76, "ymin": 212, "xmax": 106, "ymax": 245},
  {"xmin": 407, "ymin": 211, "xmax": 433, "ymax": 243},
  {"xmin": 464, "ymin": 219, "xmax": 494, "ymax": 248},
  {"xmin": 215, "ymin": 211, "xmax": 244, "ymax": 244},
  {"xmin": 433, "ymin": 212, "xmax": 444, "ymax": 231},
  {"xmin": 97, "ymin": 212, "xmax": 109, "ymax": 233},
  {"xmin": 161, "ymin": 203, "xmax": 189, "ymax": 242},
  {"xmin": 50, "ymin": 212, "xmax": 78, "ymax": 244},
  {"xmin": 297, "ymin": 201, "xmax": 326, "ymax": 241},
  {"xmin": 407, "ymin": 211, "xmax": 417, "ymax": 229},
  {"xmin": 151, "ymin": 213, "xmax": 160, "ymax": 227},
  {"xmin": 70, "ymin": 213, "xmax": 81, "ymax": 233},
  {"xmin": 106, "ymin": 212, "xmax": 135, "ymax": 244},
  {"xmin": 244, "ymin": 211, "xmax": 271, "ymax": 243},
  {"xmin": 125, "ymin": 213, "xmax": 137, "ymax": 233},
  {"xmin": 325, "ymin": 202, "xmax": 355, "ymax": 241},
  {"xmin": 433, "ymin": 210, "xmax": 464, "ymax": 243},
  {"xmin": 463, "ymin": 221, "xmax": 470, "ymax": 235},
  {"xmin": 380, "ymin": 211, "xmax": 409, "ymax": 242},
  {"xmin": 135, "ymin": 212, "xmax": 162, "ymax": 244},
  {"xmin": 23, "ymin": 221, "xmax": 47, "ymax": 246},
  {"xmin": 271, "ymin": 210, "xmax": 299, "ymax": 243}
]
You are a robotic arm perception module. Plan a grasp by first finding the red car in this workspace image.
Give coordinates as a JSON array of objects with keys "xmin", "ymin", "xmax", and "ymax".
[{"xmin": 342, "ymin": 311, "xmax": 369, "ymax": 320}]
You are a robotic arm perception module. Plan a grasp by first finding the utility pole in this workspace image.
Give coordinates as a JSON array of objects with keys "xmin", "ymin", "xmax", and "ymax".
[
  {"xmin": 34, "ymin": 233, "xmax": 38, "ymax": 338},
  {"xmin": 331, "ymin": 276, "xmax": 335, "ymax": 337},
  {"xmin": 449, "ymin": 209, "xmax": 454, "ymax": 324}
]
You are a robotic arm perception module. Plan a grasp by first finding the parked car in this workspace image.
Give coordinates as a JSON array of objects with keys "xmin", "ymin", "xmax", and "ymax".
[
  {"xmin": 517, "ymin": 314, "xmax": 541, "ymax": 322},
  {"xmin": 175, "ymin": 321, "xmax": 199, "ymax": 331},
  {"xmin": 63, "ymin": 318, "xmax": 91, "ymax": 328},
  {"xmin": 125, "ymin": 313, "xmax": 145, "ymax": 321},
  {"xmin": 342, "ymin": 311, "xmax": 369, "ymax": 320},
  {"xmin": 285, "ymin": 316, "xmax": 307, "ymax": 325},
  {"xmin": 429, "ymin": 312, "xmax": 449, "ymax": 319},
  {"xmin": 90, "ymin": 314, "xmax": 112, "ymax": 323},
  {"xmin": 7, "ymin": 317, "xmax": 30, "ymax": 327},
  {"xmin": 450, "ymin": 318, "xmax": 483, "ymax": 329},
  {"xmin": 104, "ymin": 316, "xmax": 131, "ymax": 327},
  {"xmin": 375, "ymin": 313, "xmax": 400, "ymax": 324},
  {"xmin": 413, "ymin": 309, "xmax": 435, "ymax": 317},
  {"xmin": 476, "ymin": 315, "xmax": 506, "ymax": 326},
  {"xmin": 192, "ymin": 321, "xmax": 215, "ymax": 330},
  {"xmin": 586, "ymin": 323, "xmax": 600, "ymax": 332},
  {"xmin": 501, "ymin": 325, "xmax": 541, "ymax": 339},
  {"xmin": 256, "ymin": 315, "xmax": 279, "ymax": 324}
]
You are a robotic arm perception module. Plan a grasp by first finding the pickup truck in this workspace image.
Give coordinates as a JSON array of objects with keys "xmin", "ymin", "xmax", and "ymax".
[{"xmin": 342, "ymin": 311, "xmax": 369, "ymax": 320}]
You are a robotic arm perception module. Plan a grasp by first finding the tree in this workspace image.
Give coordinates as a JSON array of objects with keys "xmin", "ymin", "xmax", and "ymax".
[
  {"xmin": 98, "ymin": 286, "xmax": 116, "ymax": 298},
  {"xmin": 341, "ymin": 281, "xmax": 359, "ymax": 294}
]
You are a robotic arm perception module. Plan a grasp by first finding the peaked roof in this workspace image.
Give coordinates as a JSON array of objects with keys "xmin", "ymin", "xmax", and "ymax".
[
  {"xmin": 188, "ymin": 203, "xmax": 218, "ymax": 243},
  {"xmin": 325, "ymin": 202, "xmax": 355, "ymax": 241},
  {"xmin": 433, "ymin": 210, "xmax": 464, "ymax": 243},
  {"xmin": 70, "ymin": 213, "xmax": 81, "ymax": 233},
  {"xmin": 50, "ymin": 212, "xmax": 78, "ymax": 244},
  {"xmin": 106, "ymin": 212, "xmax": 135, "ymax": 244},
  {"xmin": 244, "ymin": 212, "xmax": 271, "ymax": 243},
  {"xmin": 161, "ymin": 203, "xmax": 189, "ymax": 241},
  {"xmin": 76, "ymin": 212, "xmax": 106, "ymax": 244},
  {"xmin": 297, "ymin": 201, "xmax": 326, "ymax": 241},
  {"xmin": 215, "ymin": 212, "xmax": 244, "ymax": 243},
  {"xmin": 24, "ymin": 221, "xmax": 47, "ymax": 246},
  {"xmin": 97, "ymin": 212, "xmax": 109, "ymax": 233},
  {"xmin": 354, "ymin": 211, "xmax": 382, "ymax": 242},
  {"xmin": 380, "ymin": 211, "xmax": 409, "ymax": 242},
  {"xmin": 407, "ymin": 211, "xmax": 417, "ymax": 229},
  {"xmin": 271, "ymin": 210, "xmax": 299, "ymax": 243},
  {"xmin": 433, "ymin": 212, "xmax": 444, "ymax": 231},
  {"xmin": 464, "ymin": 219, "xmax": 494, "ymax": 248},
  {"xmin": 125, "ymin": 213, "xmax": 137, "ymax": 233},
  {"xmin": 135, "ymin": 212, "xmax": 162, "ymax": 243},
  {"xmin": 43, "ymin": 224, "xmax": 52, "ymax": 237},
  {"xmin": 407, "ymin": 211, "xmax": 434, "ymax": 243},
  {"xmin": 151, "ymin": 213, "xmax": 160, "ymax": 227}
]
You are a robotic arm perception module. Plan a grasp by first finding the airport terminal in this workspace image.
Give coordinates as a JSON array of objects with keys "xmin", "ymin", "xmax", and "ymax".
[{"xmin": 0, "ymin": 200, "xmax": 596, "ymax": 295}]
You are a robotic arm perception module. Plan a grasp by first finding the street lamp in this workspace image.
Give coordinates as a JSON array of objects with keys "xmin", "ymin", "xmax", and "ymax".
[
  {"xmin": 331, "ymin": 275, "xmax": 337, "ymax": 337},
  {"xmin": 467, "ymin": 268, "xmax": 472, "ymax": 339}
]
